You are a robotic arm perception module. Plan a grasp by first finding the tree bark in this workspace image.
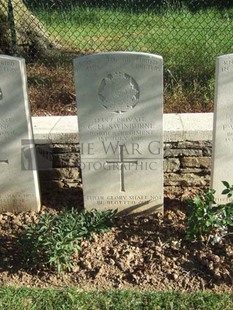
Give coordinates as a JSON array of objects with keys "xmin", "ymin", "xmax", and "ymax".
[{"xmin": 0, "ymin": 0, "xmax": 59, "ymax": 59}]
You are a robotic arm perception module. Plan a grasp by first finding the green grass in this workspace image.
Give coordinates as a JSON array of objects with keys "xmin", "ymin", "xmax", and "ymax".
[
  {"xmin": 34, "ymin": 7, "xmax": 233, "ymax": 70},
  {"xmin": 22, "ymin": 5, "xmax": 233, "ymax": 112},
  {"xmin": 30, "ymin": 6, "xmax": 233, "ymax": 111},
  {"xmin": 0, "ymin": 288, "xmax": 232, "ymax": 310}
]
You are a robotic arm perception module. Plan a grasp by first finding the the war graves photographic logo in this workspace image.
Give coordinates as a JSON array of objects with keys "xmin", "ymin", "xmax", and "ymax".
[{"xmin": 98, "ymin": 72, "xmax": 140, "ymax": 113}]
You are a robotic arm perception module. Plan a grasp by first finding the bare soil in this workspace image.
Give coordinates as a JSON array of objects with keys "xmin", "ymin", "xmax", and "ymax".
[
  {"xmin": 27, "ymin": 62, "xmax": 77, "ymax": 116},
  {"xmin": 27, "ymin": 61, "xmax": 213, "ymax": 116},
  {"xmin": 0, "ymin": 183, "xmax": 232, "ymax": 293}
]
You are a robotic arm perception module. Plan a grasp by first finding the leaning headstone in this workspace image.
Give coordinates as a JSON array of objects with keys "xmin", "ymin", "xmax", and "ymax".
[
  {"xmin": 211, "ymin": 53, "xmax": 233, "ymax": 203},
  {"xmin": 74, "ymin": 52, "xmax": 163, "ymax": 214},
  {"xmin": 0, "ymin": 55, "xmax": 41, "ymax": 212}
]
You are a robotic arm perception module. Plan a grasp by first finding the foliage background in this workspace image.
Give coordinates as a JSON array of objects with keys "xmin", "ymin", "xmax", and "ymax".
[{"xmin": 3, "ymin": 0, "xmax": 233, "ymax": 114}]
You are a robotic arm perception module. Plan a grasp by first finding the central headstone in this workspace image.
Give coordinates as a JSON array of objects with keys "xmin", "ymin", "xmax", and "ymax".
[
  {"xmin": 74, "ymin": 52, "xmax": 163, "ymax": 214},
  {"xmin": 211, "ymin": 53, "xmax": 233, "ymax": 203},
  {"xmin": 0, "ymin": 55, "xmax": 41, "ymax": 212}
]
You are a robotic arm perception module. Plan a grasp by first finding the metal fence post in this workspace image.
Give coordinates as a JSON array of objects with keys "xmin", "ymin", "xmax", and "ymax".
[{"xmin": 7, "ymin": 0, "xmax": 17, "ymax": 56}]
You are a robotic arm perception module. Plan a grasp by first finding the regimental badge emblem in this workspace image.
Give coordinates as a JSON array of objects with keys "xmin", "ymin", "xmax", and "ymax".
[{"xmin": 98, "ymin": 72, "xmax": 140, "ymax": 113}]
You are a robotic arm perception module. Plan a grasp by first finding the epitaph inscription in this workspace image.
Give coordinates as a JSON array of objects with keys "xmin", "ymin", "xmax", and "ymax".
[
  {"xmin": 74, "ymin": 52, "xmax": 163, "ymax": 214},
  {"xmin": 0, "ymin": 55, "xmax": 41, "ymax": 212},
  {"xmin": 211, "ymin": 53, "xmax": 233, "ymax": 203}
]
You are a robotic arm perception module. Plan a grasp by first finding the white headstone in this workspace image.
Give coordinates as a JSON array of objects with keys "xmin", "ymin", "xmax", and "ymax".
[
  {"xmin": 74, "ymin": 52, "xmax": 163, "ymax": 214},
  {"xmin": 0, "ymin": 55, "xmax": 41, "ymax": 212},
  {"xmin": 211, "ymin": 53, "xmax": 233, "ymax": 203}
]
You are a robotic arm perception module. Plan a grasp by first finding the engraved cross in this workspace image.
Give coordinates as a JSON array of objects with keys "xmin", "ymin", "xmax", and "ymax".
[{"xmin": 106, "ymin": 144, "xmax": 138, "ymax": 192}]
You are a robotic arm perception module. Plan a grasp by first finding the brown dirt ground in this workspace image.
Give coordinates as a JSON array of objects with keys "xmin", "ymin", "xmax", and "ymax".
[
  {"xmin": 27, "ymin": 61, "xmax": 214, "ymax": 116},
  {"xmin": 0, "ymin": 183, "xmax": 232, "ymax": 293}
]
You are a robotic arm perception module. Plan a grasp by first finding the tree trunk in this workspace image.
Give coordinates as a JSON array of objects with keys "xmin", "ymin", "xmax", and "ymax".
[{"xmin": 0, "ymin": 0, "xmax": 59, "ymax": 59}]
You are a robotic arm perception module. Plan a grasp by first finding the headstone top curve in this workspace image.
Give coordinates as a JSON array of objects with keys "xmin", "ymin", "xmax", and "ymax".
[{"xmin": 74, "ymin": 51, "xmax": 163, "ymax": 62}]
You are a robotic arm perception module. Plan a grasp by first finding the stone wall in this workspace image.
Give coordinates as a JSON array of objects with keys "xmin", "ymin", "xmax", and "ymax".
[
  {"xmin": 164, "ymin": 141, "xmax": 212, "ymax": 198},
  {"xmin": 37, "ymin": 140, "xmax": 212, "ymax": 193}
]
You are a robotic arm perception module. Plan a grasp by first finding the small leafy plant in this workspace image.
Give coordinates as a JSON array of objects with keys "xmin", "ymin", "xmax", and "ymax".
[
  {"xmin": 185, "ymin": 181, "xmax": 233, "ymax": 243},
  {"xmin": 18, "ymin": 208, "xmax": 116, "ymax": 272}
]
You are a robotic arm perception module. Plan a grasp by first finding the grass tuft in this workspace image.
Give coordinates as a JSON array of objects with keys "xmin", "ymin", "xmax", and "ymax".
[{"xmin": 0, "ymin": 288, "xmax": 232, "ymax": 310}]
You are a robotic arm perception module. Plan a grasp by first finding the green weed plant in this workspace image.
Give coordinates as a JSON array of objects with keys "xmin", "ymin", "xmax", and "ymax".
[
  {"xmin": 186, "ymin": 181, "xmax": 233, "ymax": 243},
  {"xmin": 19, "ymin": 208, "xmax": 116, "ymax": 272}
]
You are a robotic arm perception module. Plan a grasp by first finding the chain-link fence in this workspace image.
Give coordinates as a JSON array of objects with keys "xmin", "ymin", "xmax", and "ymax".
[{"xmin": 1, "ymin": 0, "xmax": 233, "ymax": 114}]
